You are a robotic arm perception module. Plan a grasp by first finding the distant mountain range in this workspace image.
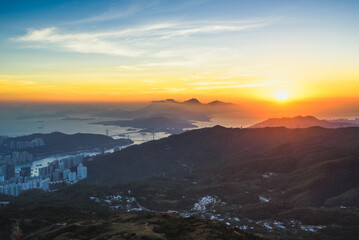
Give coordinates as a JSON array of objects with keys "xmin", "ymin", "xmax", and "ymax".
[
  {"xmin": 250, "ymin": 115, "xmax": 359, "ymax": 128},
  {"xmin": 151, "ymin": 98, "xmax": 234, "ymax": 106},
  {"xmin": 97, "ymin": 98, "xmax": 237, "ymax": 122}
]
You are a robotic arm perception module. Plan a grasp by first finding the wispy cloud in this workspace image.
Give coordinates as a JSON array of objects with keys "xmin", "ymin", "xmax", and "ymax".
[
  {"xmin": 16, "ymin": 27, "xmax": 142, "ymax": 56},
  {"xmin": 159, "ymin": 21, "xmax": 271, "ymax": 39},
  {"xmin": 14, "ymin": 18, "xmax": 276, "ymax": 57}
]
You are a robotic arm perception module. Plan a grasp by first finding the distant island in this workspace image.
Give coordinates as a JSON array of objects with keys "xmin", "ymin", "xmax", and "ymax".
[{"xmin": 250, "ymin": 115, "xmax": 359, "ymax": 128}]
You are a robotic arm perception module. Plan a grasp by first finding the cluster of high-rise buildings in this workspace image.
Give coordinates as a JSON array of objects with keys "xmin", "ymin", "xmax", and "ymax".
[
  {"xmin": 62, "ymin": 163, "xmax": 87, "ymax": 182},
  {"xmin": 0, "ymin": 137, "xmax": 45, "ymax": 164},
  {"xmin": 0, "ymin": 154, "xmax": 87, "ymax": 196},
  {"xmin": 0, "ymin": 177, "xmax": 50, "ymax": 196},
  {"xmin": 0, "ymin": 151, "xmax": 34, "ymax": 164},
  {"xmin": 0, "ymin": 165, "xmax": 33, "ymax": 182},
  {"xmin": 11, "ymin": 151, "xmax": 33, "ymax": 164},
  {"xmin": 9, "ymin": 138, "xmax": 45, "ymax": 150},
  {"xmin": 0, "ymin": 163, "xmax": 41, "ymax": 195},
  {"xmin": 38, "ymin": 155, "xmax": 87, "ymax": 183}
]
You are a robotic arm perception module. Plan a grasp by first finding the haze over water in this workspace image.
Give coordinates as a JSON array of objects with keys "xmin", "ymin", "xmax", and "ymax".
[{"xmin": 1, "ymin": 100, "xmax": 358, "ymax": 138}]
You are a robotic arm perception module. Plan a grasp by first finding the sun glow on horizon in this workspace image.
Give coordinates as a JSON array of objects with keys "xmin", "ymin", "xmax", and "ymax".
[{"xmin": 275, "ymin": 90, "xmax": 290, "ymax": 102}]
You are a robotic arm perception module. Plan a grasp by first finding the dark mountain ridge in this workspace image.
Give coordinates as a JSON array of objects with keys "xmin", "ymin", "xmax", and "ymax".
[
  {"xmin": 2, "ymin": 126, "xmax": 359, "ymax": 240},
  {"xmin": 84, "ymin": 126, "xmax": 359, "ymax": 208}
]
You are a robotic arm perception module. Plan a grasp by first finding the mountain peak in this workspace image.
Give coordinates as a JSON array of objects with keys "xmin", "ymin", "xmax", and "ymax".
[
  {"xmin": 208, "ymin": 100, "xmax": 222, "ymax": 105},
  {"xmin": 207, "ymin": 100, "xmax": 233, "ymax": 106},
  {"xmin": 152, "ymin": 99, "xmax": 177, "ymax": 104},
  {"xmin": 183, "ymin": 98, "xmax": 201, "ymax": 104}
]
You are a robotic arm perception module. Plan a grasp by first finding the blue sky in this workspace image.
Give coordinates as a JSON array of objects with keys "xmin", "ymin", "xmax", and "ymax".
[{"xmin": 1, "ymin": 0, "xmax": 358, "ymax": 63}]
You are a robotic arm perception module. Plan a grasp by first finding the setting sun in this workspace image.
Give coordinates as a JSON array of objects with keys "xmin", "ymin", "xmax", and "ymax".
[{"xmin": 275, "ymin": 91, "xmax": 289, "ymax": 102}]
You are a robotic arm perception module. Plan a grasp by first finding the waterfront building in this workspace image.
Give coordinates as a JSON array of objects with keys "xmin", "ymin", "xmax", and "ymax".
[
  {"xmin": 76, "ymin": 163, "xmax": 87, "ymax": 180},
  {"xmin": 63, "ymin": 169, "xmax": 71, "ymax": 180},
  {"xmin": 40, "ymin": 178, "xmax": 50, "ymax": 191},
  {"xmin": 68, "ymin": 171, "xmax": 77, "ymax": 182},
  {"xmin": 53, "ymin": 169, "xmax": 60, "ymax": 181},
  {"xmin": 59, "ymin": 161, "xmax": 65, "ymax": 172},
  {"xmin": 5, "ymin": 163, "xmax": 15, "ymax": 180}
]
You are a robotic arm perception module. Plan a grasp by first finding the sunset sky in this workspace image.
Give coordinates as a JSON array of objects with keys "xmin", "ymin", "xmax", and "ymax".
[{"xmin": 0, "ymin": 0, "xmax": 358, "ymax": 103}]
